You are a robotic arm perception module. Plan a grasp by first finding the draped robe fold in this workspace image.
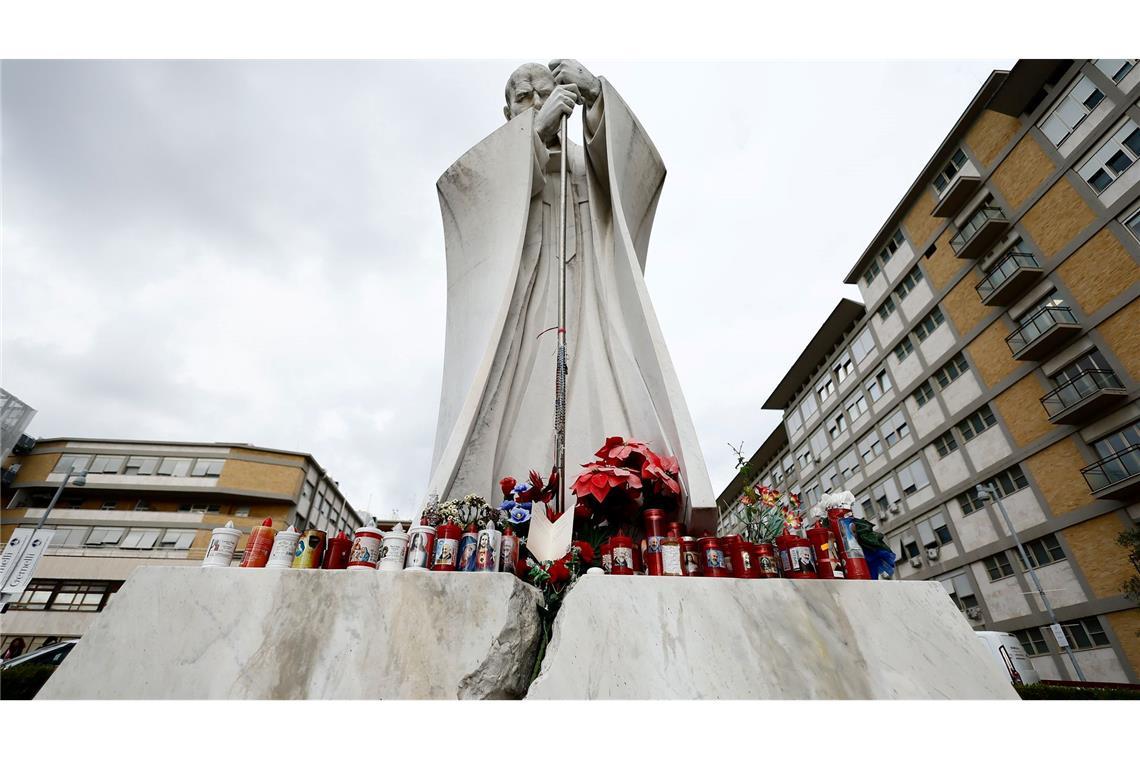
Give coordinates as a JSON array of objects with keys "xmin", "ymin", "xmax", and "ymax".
[{"xmin": 429, "ymin": 79, "xmax": 715, "ymax": 529}]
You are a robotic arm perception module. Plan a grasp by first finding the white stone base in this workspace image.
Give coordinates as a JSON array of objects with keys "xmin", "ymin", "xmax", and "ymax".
[
  {"xmin": 37, "ymin": 567, "xmax": 543, "ymax": 699},
  {"xmin": 525, "ymin": 576, "xmax": 1018, "ymax": 699}
]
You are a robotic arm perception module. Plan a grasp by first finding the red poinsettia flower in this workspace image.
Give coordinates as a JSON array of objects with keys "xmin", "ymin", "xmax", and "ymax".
[
  {"xmin": 574, "ymin": 502, "xmax": 593, "ymax": 521},
  {"xmin": 571, "ymin": 463, "xmax": 643, "ymax": 504},
  {"xmin": 571, "ymin": 540, "xmax": 595, "ymax": 565},
  {"xmin": 547, "ymin": 558, "xmax": 571, "ymax": 586},
  {"xmin": 500, "ymin": 476, "xmax": 517, "ymax": 499},
  {"xmin": 594, "ymin": 436, "xmax": 655, "ymax": 466},
  {"xmin": 641, "ymin": 457, "xmax": 681, "ymax": 495}
]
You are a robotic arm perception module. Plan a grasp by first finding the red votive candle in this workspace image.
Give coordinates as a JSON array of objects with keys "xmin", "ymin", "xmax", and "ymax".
[
  {"xmin": 752, "ymin": 541, "xmax": 779, "ymax": 578},
  {"xmin": 432, "ymin": 522, "xmax": 461, "ymax": 571},
  {"xmin": 643, "ymin": 508, "xmax": 666, "ymax": 576},
  {"xmin": 610, "ymin": 534, "xmax": 634, "ymax": 575},
  {"xmin": 698, "ymin": 536, "xmax": 729, "ymax": 577},
  {"xmin": 776, "ymin": 533, "xmax": 818, "ymax": 579}
]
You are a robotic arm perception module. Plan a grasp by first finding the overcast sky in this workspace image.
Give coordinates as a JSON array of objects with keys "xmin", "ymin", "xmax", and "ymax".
[{"xmin": 2, "ymin": 59, "xmax": 1010, "ymax": 520}]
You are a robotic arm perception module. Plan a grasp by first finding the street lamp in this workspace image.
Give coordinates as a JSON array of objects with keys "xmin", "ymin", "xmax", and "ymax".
[{"xmin": 976, "ymin": 483, "xmax": 1086, "ymax": 682}]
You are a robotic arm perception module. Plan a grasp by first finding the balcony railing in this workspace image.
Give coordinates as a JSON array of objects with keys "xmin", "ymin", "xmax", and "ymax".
[
  {"xmin": 1040, "ymin": 369, "xmax": 1127, "ymax": 423},
  {"xmin": 931, "ymin": 173, "xmax": 983, "ymax": 218},
  {"xmin": 1082, "ymin": 444, "xmax": 1140, "ymax": 495},
  {"xmin": 950, "ymin": 207, "xmax": 1010, "ymax": 258},
  {"xmin": 975, "ymin": 251, "xmax": 1042, "ymax": 305},
  {"xmin": 1006, "ymin": 305, "xmax": 1080, "ymax": 360}
]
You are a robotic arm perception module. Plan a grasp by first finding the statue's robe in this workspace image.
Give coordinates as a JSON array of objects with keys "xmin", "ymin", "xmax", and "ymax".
[{"xmin": 429, "ymin": 78, "xmax": 715, "ymax": 529}]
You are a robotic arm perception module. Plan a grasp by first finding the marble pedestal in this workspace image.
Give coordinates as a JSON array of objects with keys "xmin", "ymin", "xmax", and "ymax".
[
  {"xmin": 526, "ymin": 576, "xmax": 1018, "ymax": 699},
  {"xmin": 37, "ymin": 567, "xmax": 543, "ymax": 699}
]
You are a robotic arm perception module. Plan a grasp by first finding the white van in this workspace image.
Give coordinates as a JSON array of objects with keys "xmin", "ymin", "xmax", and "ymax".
[{"xmin": 975, "ymin": 631, "xmax": 1041, "ymax": 686}]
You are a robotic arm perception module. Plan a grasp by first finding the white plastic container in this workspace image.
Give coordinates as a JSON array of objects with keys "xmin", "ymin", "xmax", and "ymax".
[
  {"xmin": 202, "ymin": 521, "xmax": 242, "ymax": 567},
  {"xmin": 378, "ymin": 523, "xmax": 408, "ymax": 572},
  {"xmin": 348, "ymin": 526, "xmax": 385, "ymax": 570},
  {"xmin": 404, "ymin": 525, "xmax": 437, "ymax": 571},
  {"xmin": 266, "ymin": 525, "xmax": 301, "ymax": 569}
]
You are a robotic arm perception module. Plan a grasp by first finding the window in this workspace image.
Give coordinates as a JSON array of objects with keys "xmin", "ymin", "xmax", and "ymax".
[
  {"xmin": 52, "ymin": 454, "xmax": 91, "ymax": 474},
  {"xmin": 179, "ymin": 504, "xmax": 221, "ymax": 514},
  {"xmin": 881, "ymin": 408, "xmax": 910, "ymax": 448},
  {"xmin": 893, "ymin": 336, "xmax": 915, "ymax": 362},
  {"xmin": 871, "ymin": 478, "xmax": 902, "ymax": 515},
  {"xmin": 121, "ymin": 528, "xmax": 161, "ymax": 550},
  {"xmin": 1049, "ymin": 349, "xmax": 1120, "ymax": 387},
  {"xmin": 1094, "ymin": 59, "xmax": 1136, "ymax": 83},
  {"xmin": 1060, "ymin": 617, "xmax": 1110, "ymax": 650},
  {"xmin": 983, "ymin": 551, "xmax": 1015, "ymax": 581},
  {"xmin": 918, "ymin": 512, "xmax": 953, "ymax": 549},
  {"xmin": 83, "ymin": 527, "xmax": 124, "ymax": 546},
  {"xmin": 160, "ymin": 529, "xmax": 197, "ymax": 550},
  {"xmin": 894, "ymin": 265, "xmax": 925, "ymax": 300},
  {"xmin": 786, "ymin": 406, "xmax": 803, "ymax": 435},
  {"xmin": 858, "ymin": 431, "xmax": 884, "ymax": 463},
  {"xmin": 879, "ymin": 230, "xmax": 905, "ymax": 264},
  {"xmin": 827, "ymin": 411, "xmax": 848, "ymax": 439},
  {"xmin": 9, "ymin": 580, "xmax": 57, "ymax": 611},
  {"xmin": 1125, "ymin": 208, "xmax": 1140, "ymax": 242},
  {"xmin": 809, "ymin": 427, "xmax": 828, "ymax": 458},
  {"xmin": 850, "ymin": 328, "xmax": 876, "ymax": 363},
  {"xmin": 876, "ymin": 296, "xmax": 897, "ymax": 321},
  {"xmin": 1014, "ymin": 627, "xmax": 1050, "ymax": 656},
  {"xmin": 834, "ymin": 353, "xmax": 854, "ymax": 384},
  {"xmin": 844, "ymin": 391, "xmax": 869, "ymax": 422},
  {"xmin": 797, "ymin": 446, "xmax": 812, "ymax": 469},
  {"xmin": 820, "ymin": 465, "xmax": 839, "ymax": 493},
  {"xmin": 817, "ymin": 377, "xmax": 835, "ymax": 404},
  {"xmin": 838, "ymin": 448, "xmax": 860, "ymax": 479},
  {"xmin": 1091, "ymin": 421, "xmax": 1140, "ymax": 461},
  {"xmin": 157, "ymin": 457, "xmax": 193, "ymax": 477},
  {"xmin": 124, "ymin": 456, "xmax": 159, "ymax": 475},
  {"xmin": 940, "ymin": 573, "xmax": 978, "ymax": 616},
  {"xmin": 958, "ymin": 465, "xmax": 1029, "ymax": 515},
  {"xmin": 913, "ymin": 307, "xmax": 945, "ymax": 342},
  {"xmin": 897, "ymin": 458, "xmax": 930, "ymax": 495},
  {"xmin": 1079, "ymin": 120, "xmax": 1140, "ymax": 193},
  {"xmin": 932, "ymin": 352, "xmax": 969, "ymax": 389},
  {"xmin": 862, "ymin": 258, "xmax": 882, "ymax": 285},
  {"xmin": 933, "ymin": 148, "xmax": 968, "ymax": 193},
  {"xmin": 957, "ymin": 404, "xmax": 997, "ymax": 442},
  {"xmin": 865, "ymin": 367, "xmax": 892, "ymax": 401},
  {"xmin": 933, "ymin": 431, "xmax": 959, "ymax": 458},
  {"xmin": 1016, "ymin": 534, "xmax": 1066, "ymax": 570},
  {"xmin": 805, "ymin": 482, "xmax": 822, "ymax": 507},
  {"xmin": 89, "ymin": 455, "xmax": 125, "ymax": 474},
  {"xmin": 782, "ymin": 454, "xmax": 795, "ymax": 477},
  {"xmin": 1039, "ymin": 75, "xmax": 1105, "ymax": 146},
  {"xmin": 190, "ymin": 459, "xmax": 224, "ymax": 477},
  {"xmin": 49, "ymin": 526, "xmax": 89, "ymax": 547},
  {"xmin": 898, "ymin": 534, "xmax": 920, "ymax": 562},
  {"xmin": 912, "ymin": 380, "xmax": 935, "ymax": 407},
  {"xmin": 799, "ymin": 393, "xmax": 818, "ymax": 421}
]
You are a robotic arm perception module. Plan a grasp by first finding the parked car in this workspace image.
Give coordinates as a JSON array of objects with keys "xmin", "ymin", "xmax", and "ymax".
[
  {"xmin": 0, "ymin": 639, "xmax": 79, "ymax": 699},
  {"xmin": 975, "ymin": 631, "xmax": 1041, "ymax": 686}
]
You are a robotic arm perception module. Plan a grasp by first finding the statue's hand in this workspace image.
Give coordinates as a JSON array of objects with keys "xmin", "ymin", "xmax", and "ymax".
[
  {"xmin": 534, "ymin": 83, "xmax": 581, "ymax": 144},
  {"xmin": 549, "ymin": 59, "xmax": 601, "ymax": 107}
]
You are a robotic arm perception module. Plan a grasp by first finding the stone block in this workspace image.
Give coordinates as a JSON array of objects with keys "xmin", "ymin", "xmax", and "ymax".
[
  {"xmin": 526, "ymin": 576, "xmax": 1018, "ymax": 699},
  {"xmin": 37, "ymin": 567, "xmax": 543, "ymax": 699}
]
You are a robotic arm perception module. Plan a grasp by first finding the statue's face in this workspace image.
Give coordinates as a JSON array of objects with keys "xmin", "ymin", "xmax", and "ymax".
[{"xmin": 504, "ymin": 64, "xmax": 555, "ymax": 121}]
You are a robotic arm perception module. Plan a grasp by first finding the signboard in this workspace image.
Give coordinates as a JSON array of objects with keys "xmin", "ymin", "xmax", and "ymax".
[
  {"xmin": 1, "ymin": 529, "xmax": 55, "ymax": 596},
  {"xmin": 1050, "ymin": 622, "xmax": 1070, "ymax": 649},
  {"xmin": 0, "ymin": 528, "xmax": 34, "ymax": 587}
]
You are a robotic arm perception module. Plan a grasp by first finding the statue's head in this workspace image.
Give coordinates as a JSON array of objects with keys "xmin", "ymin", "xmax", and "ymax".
[{"xmin": 503, "ymin": 62, "xmax": 555, "ymax": 121}]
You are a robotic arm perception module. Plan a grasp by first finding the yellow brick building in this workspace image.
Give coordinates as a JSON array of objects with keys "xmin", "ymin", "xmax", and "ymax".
[
  {"xmin": 721, "ymin": 59, "xmax": 1140, "ymax": 684},
  {"xmin": 1, "ymin": 437, "xmax": 369, "ymax": 654}
]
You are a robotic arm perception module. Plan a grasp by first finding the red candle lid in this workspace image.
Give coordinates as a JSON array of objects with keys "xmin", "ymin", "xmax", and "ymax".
[{"xmin": 260, "ymin": 518, "xmax": 273, "ymax": 527}]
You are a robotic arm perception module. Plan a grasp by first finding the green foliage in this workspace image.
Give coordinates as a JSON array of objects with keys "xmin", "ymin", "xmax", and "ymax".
[
  {"xmin": 1014, "ymin": 682, "xmax": 1139, "ymax": 700},
  {"xmin": 1116, "ymin": 528, "xmax": 1140, "ymax": 607},
  {"xmin": 0, "ymin": 663, "xmax": 59, "ymax": 700}
]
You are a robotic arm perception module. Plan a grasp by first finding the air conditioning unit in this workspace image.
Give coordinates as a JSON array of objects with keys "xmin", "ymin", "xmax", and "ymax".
[
  {"xmin": 966, "ymin": 606, "xmax": 982, "ymax": 620},
  {"xmin": 926, "ymin": 546, "xmax": 940, "ymax": 561},
  {"xmin": 13, "ymin": 434, "xmax": 36, "ymax": 455},
  {"xmin": 888, "ymin": 502, "xmax": 900, "ymax": 514},
  {"xmin": 909, "ymin": 556, "xmax": 923, "ymax": 569},
  {"xmin": 1, "ymin": 464, "xmax": 20, "ymax": 485}
]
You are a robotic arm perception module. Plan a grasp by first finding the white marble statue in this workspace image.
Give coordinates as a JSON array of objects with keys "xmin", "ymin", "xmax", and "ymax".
[{"xmin": 427, "ymin": 60, "xmax": 715, "ymax": 528}]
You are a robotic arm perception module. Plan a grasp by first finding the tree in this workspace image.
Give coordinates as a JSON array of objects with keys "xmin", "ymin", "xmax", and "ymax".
[{"xmin": 1116, "ymin": 528, "xmax": 1140, "ymax": 607}]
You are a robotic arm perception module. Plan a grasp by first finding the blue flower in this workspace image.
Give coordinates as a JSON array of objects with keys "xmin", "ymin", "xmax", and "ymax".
[
  {"xmin": 512, "ymin": 483, "xmax": 530, "ymax": 494},
  {"xmin": 499, "ymin": 499, "xmax": 516, "ymax": 511},
  {"xmin": 508, "ymin": 506, "xmax": 532, "ymax": 524}
]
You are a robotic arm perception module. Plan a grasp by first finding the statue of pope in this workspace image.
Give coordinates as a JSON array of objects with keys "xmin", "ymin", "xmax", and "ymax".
[{"xmin": 427, "ymin": 59, "xmax": 715, "ymax": 529}]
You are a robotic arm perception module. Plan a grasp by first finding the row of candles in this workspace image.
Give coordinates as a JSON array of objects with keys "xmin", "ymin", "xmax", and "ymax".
[
  {"xmin": 201, "ymin": 503, "xmax": 872, "ymax": 581},
  {"xmin": 200, "ymin": 517, "xmax": 524, "ymax": 573}
]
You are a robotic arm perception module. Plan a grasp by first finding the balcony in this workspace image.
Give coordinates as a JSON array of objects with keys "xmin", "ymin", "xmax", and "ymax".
[
  {"xmin": 1082, "ymin": 444, "xmax": 1140, "ymax": 500},
  {"xmin": 975, "ymin": 251, "xmax": 1043, "ymax": 307},
  {"xmin": 950, "ymin": 207, "xmax": 1011, "ymax": 259},
  {"xmin": 1005, "ymin": 306, "xmax": 1081, "ymax": 361},
  {"xmin": 1040, "ymin": 370, "xmax": 1128, "ymax": 425},
  {"xmin": 931, "ymin": 173, "xmax": 983, "ymax": 218}
]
